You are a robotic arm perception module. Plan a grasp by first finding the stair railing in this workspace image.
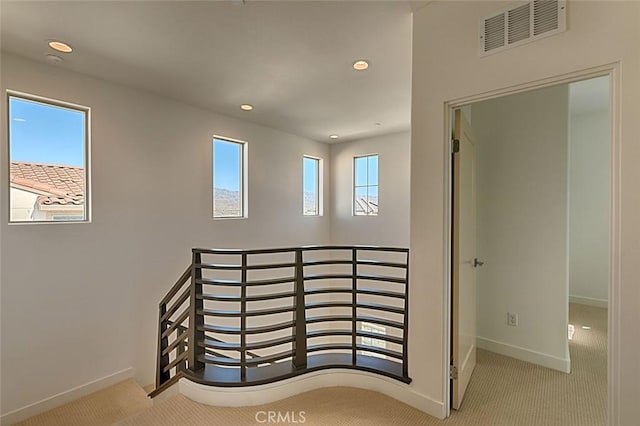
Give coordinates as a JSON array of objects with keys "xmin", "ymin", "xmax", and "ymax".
[
  {"xmin": 154, "ymin": 266, "xmax": 191, "ymax": 395},
  {"xmin": 152, "ymin": 245, "xmax": 410, "ymax": 397}
]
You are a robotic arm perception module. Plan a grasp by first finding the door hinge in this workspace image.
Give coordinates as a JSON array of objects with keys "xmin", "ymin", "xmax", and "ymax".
[
  {"xmin": 450, "ymin": 365, "xmax": 458, "ymax": 380},
  {"xmin": 452, "ymin": 139, "xmax": 460, "ymax": 154}
]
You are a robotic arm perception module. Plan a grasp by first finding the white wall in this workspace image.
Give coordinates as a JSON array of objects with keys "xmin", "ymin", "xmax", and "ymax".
[
  {"xmin": 9, "ymin": 188, "xmax": 37, "ymax": 221},
  {"xmin": 0, "ymin": 53, "xmax": 330, "ymax": 419},
  {"xmin": 568, "ymin": 108, "xmax": 609, "ymax": 307},
  {"xmin": 330, "ymin": 132, "xmax": 410, "ymax": 247},
  {"xmin": 412, "ymin": 1, "xmax": 640, "ymax": 422},
  {"xmin": 472, "ymin": 85, "xmax": 570, "ymax": 372}
]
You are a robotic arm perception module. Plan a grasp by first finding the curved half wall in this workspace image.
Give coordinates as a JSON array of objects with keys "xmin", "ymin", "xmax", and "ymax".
[{"xmin": 179, "ymin": 369, "xmax": 443, "ymax": 417}]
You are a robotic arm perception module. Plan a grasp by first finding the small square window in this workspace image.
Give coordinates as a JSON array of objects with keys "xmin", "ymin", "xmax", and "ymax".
[
  {"xmin": 354, "ymin": 154, "xmax": 378, "ymax": 216},
  {"xmin": 213, "ymin": 137, "xmax": 247, "ymax": 218},
  {"xmin": 8, "ymin": 93, "xmax": 90, "ymax": 223},
  {"xmin": 303, "ymin": 156, "xmax": 323, "ymax": 216}
]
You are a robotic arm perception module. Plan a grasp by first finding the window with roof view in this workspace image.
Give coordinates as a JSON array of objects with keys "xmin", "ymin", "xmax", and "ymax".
[
  {"xmin": 213, "ymin": 137, "xmax": 246, "ymax": 218},
  {"xmin": 303, "ymin": 156, "xmax": 322, "ymax": 216},
  {"xmin": 354, "ymin": 154, "xmax": 378, "ymax": 216},
  {"xmin": 8, "ymin": 93, "xmax": 89, "ymax": 223}
]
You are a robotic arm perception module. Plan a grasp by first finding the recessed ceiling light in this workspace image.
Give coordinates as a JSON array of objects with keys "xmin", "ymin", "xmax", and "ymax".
[
  {"xmin": 45, "ymin": 54, "xmax": 64, "ymax": 64},
  {"xmin": 353, "ymin": 60, "xmax": 369, "ymax": 71},
  {"xmin": 48, "ymin": 40, "xmax": 73, "ymax": 53},
  {"xmin": 581, "ymin": 326, "xmax": 591, "ymax": 330},
  {"xmin": 329, "ymin": 134, "xmax": 339, "ymax": 140},
  {"xmin": 240, "ymin": 104, "xmax": 253, "ymax": 111}
]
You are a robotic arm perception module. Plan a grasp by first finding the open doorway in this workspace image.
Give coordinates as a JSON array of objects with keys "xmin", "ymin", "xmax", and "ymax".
[{"xmin": 449, "ymin": 74, "xmax": 610, "ymax": 423}]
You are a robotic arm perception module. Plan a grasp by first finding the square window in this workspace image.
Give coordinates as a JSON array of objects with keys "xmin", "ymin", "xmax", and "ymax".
[
  {"xmin": 8, "ymin": 93, "xmax": 89, "ymax": 223},
  {"xmin": 213, "ymin": 137, "xmax": 247, "ymax": 218},
  {"xmin": 303, "ymin": 156, "xmax": 322, "ymax": 216},
  {"xmin": 353, "ymin": 154, "xmax": 379, "ymax": 216}
]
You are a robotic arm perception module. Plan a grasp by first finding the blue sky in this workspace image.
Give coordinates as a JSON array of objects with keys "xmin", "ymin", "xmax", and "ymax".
[
  {"xmin": 355, "ymin": 155, "xmax": 378, "ymax": 187},
  {"xmin": 9, "ymin": 96, "xmax": 85, "ymax": 167},
  {"xmin": 213, "ymin": 139, "xmax": 242, "ymax": 191},
  {"xmin": 303, "ymin": 157, "xmax": 318, "ymax": 194}
]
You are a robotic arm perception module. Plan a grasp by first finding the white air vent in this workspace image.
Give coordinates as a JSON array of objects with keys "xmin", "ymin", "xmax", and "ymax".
[
  {"xmin": 479, "ymin": 0, "xmax": 566, "ymax": 56},
  {"xmin": 484, "ymin": 14, "xmax": 506, "ymax": 51},
  {"xmin": 508, "ymin": 4, "xmax": 530, "ymax": 44}
]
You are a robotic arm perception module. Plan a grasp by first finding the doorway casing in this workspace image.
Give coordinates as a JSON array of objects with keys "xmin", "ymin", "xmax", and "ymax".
[{"xmin": 441, "ymin": 63, "xmax": 620, "ymax": 422}]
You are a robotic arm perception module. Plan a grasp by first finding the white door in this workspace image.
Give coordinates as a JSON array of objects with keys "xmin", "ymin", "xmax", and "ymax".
[{"xmin": 451, "ymin": 109, "xmax": 478, "ymax": 410}]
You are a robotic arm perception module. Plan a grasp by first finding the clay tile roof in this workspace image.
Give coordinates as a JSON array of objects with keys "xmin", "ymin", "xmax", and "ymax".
[
  {"xmin": 10, "ymin": 161, "xmax": 85, "ymax": 207},
  {"xmin": 36, "ymin": 194, "xmax": 85, "ymax": 207}
]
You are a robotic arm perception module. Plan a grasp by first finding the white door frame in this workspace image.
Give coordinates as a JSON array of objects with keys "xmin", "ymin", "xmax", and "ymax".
[{"xmin": 442, "ymin": 62, "xmax": 621, "ymax": 424}]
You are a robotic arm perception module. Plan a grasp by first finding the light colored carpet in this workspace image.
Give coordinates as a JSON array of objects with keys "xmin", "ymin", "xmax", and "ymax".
[
  {"xmin": 15, "ymin": 379, "xmax": 152, "ymax": 426},
  {"xmin": 447, "ymin": 302, "xmax": 607, "ymax": 425},
  {"xmin": 19, "ymin": 303, "xmax": 607, "ymax": 425},
  {"xmin": 117, "ymin": 387, "xmax": 431, "ymax": 426}
]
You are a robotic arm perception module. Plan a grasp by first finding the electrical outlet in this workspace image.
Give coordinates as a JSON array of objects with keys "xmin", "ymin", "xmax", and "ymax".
[{"xmin": 507, "ymin": 312, "xmax": 518, "ymax": 327}]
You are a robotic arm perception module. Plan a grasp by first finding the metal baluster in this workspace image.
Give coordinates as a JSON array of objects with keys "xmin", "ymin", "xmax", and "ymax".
[
  {"xmin": 240, "ymin": 253, "xmax": 248, "ymax": 381},
  {"xmin": 293, "ymin": 248, "xmax": 307, "ymax": 369},
  {"xmin": 188, "ymin": 250, "xmax": 204, "ymax": 372},
  {"xmin": 352, "ymin": 248, "xmax": 358, "ymax": 366}
]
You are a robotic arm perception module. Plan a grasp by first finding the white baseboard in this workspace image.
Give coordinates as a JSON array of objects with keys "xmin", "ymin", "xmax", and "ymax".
[
  {"xmin": 477, "ymin": 337, "xmax": 571, "ymax": 373},
  {"xmin": 1, "ymin": 367, "xmax": 134, "ymax": 425},
  {"xmin": 180, "ymin": 369, "xmax": 445, "ymax": 420},
  {"xmin": 569, "ymin": 295, "xmax": 608, "ymax": 309}
]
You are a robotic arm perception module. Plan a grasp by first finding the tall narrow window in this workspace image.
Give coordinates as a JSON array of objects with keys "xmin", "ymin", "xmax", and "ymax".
[
  {"xmin": 303, "ymin": 156, "xmax": 322, "ymax": 216},
  {"xmin": 213, "ymin": 137, "xmax": 246, "ymax": 218},
  {"xmin": 8, "ymin": 93, "xmax": 89, "ymax": 223},
  {"xmin": 354, "ymin": 154, "xmax": 378, "ymax": 216}
]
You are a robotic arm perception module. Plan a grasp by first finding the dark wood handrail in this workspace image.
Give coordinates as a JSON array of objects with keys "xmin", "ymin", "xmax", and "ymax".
[
  {"xmin": 152, "ymin": 245, "xmax": 410, "ymax": 397},
  {"xmin": 192, "ymin": 245, "xmax": 409, "ymax": 255},
  {"xmin": 160, "ymin": 266, "xmax": 191, "ymax": 306}
]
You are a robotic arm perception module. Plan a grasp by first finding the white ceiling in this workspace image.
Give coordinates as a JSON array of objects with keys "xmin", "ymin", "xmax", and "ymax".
[{"xmin": 1, "ymin": 1, "xmax": 419, "ymax": 143}]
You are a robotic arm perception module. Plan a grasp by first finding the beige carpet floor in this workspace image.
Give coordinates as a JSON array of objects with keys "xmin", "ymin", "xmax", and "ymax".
[
  {"xmin": 446, "ymin": 303, "xmax": 607, "ymax": 426},
  {"xmin": 18, "ymin": 303, "xmax": 607, "ymax": 425},
  {"xmin": 14, "ymin": 379, "xmax": 152, "ymax": 426}
]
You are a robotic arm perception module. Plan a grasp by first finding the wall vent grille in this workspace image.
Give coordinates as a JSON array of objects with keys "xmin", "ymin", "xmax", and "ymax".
[
  {"xmin": 480, "ymin": 0, "xmax": 566, "ymax": 56},
  {"xmin": 484, "ymin": 14, "xmax": 506, "ymax": 51},
  {"xmin": 508, "ymin": 4, "xmax": 531, "ymax": 44},
  {"xmin": 533, "ymin": 0, "xmax": 560, "ymax": 35}
]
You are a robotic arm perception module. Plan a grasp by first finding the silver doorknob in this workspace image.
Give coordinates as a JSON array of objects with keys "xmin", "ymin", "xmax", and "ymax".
[{"xmin": 473, "ymin": 258, "xmax": 484, "ymax": 268}]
